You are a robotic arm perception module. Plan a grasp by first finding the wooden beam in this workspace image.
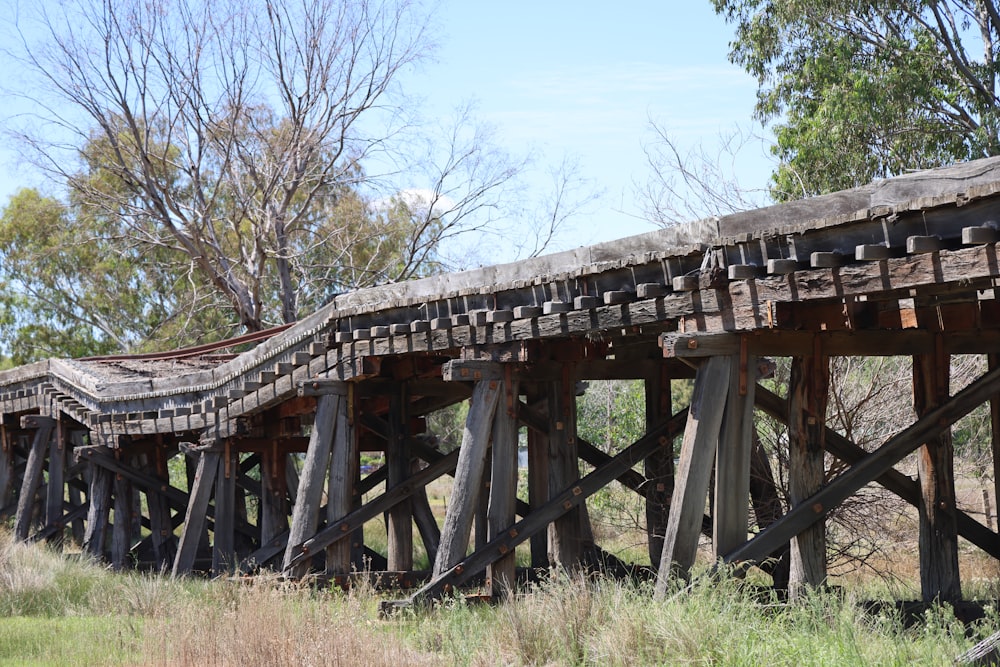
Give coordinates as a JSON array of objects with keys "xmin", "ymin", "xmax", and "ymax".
[
  {"xmin": 714, "ymin": 353, "xmax": 755, "ymax": 559},
  {"xmin": 83, "ymin": 462, "xmax": 112, "ymax": 558},
  {"xmin": 787, "ymin": 348, "xmax": 829, "ymax": 597},
  {"xmin": 725, "ymin": 360, "xmax": 1000, "ymax": 566},
  {"xmin": 433, "ymin": 379, "xmax": 502, "ymax": 577},
  {"xmin": 753, "ymin": 384, "xmax": 1000, "ymax": 561},
  {"xmin": 655, "ymin": 355, "xmax": 732, "ymax": 596},
  {"xmin": 259, "ymin": 445, "xmax": 289, "ymax": 550},
  {"xmin": 913, "ymin": 339, "xmax": 961, "ymax": 602},
  {"xmin": 213, "ymin": 443, "xmax": 238, "ymax": 574},
  {"xmin": 645, "ymin": 363, "xmax": 674, "ymax": 568},
  {"xmin": 172, "ymin": 451, "xmax": 220, "ymax": 576},
  {"xmin": 547, "ymin": 371, "xmax": 581, "ymax": 569},
  {"xmin": 411, "ymin": 463, "xmax": 441, "ymax": 565},
  {"xmin": 326, "ymin": 393, "xmax": 356, "ymax": 576},
  {"xmin": 525, "ymin": 385, "xmax": 549, "ymax": 568},
  {"xmin": 296, "ymin": 379, "xmax": 348, "ymax": 397},
  {"xmin": 14, "ymin": 417, "xmax": 54, "ymax": 541},
  {"xmin": 148, "ymin": 444, "xmax": 177, "ymax": 569},
  {"xmin": 45, "ymin": 421, "xmax": 66, "ymax": 546},
  {"xmin": 283, "ymin": 394, "xmax": 340, "ymax": 577},
  {"xmin": 0, "ymin": 425, "xmax": 12, "ymax": 510},
  {"xmin": 387, "ymin": 384, "xmax": 413, "ymax": 572},
  {"xmin": 284, "ymin": 447, "xmax": 462, "ymax": 570},
  {"xmin": 399, "ymin": 408, "xmax": 689, "ymax": 607},
  {"xmin": 111, "ymin": 456, "xmax": 135, "ymax": 569},
  {"xmin": 488, "ymin": 377, "xmax": 519, "ymax": 597}
]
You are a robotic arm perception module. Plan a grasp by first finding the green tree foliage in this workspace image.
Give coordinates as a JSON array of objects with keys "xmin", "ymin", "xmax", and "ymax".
[
  {"xmin": 2, "ymin": 1, "xmax": 557, "ymax": 359},
  {"xmin": 713, "ymin": 0, "xmax": 1000, "ymax": 198},
  {"xmin": 9, "ymin": 0, "xmax": 530, "ymax": 341},
  {"xmin": 0, "ymin": 189, "xmax": 180, "ymax": 363}
]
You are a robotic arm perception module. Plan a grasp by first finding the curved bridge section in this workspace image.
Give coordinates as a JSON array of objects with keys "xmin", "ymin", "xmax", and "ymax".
[{"xmin": 3, "ymin": 157, "xmax": 1000, "ymax": 603}]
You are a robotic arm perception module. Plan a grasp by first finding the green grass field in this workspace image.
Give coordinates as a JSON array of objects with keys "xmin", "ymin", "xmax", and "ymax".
[{"xmin": 0, "ymin": 528, "xmax": 993, "ymax": 666}]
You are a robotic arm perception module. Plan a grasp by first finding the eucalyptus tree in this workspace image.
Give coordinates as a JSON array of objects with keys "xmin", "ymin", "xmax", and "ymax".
[
  {"xmin": 712, "ymin": 0, "xmax": 1000, "ymax": 198},
  {"xmin": 8, "ymin": 0, "xmax": 528, "ymax": 337}
]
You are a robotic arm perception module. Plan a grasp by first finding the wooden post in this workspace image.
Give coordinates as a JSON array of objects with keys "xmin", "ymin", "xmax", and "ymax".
[
  {"xmin": 387, "ymin": 384, "xmax": 413, "ymax": 572},
  {"xmin": 714, "ymin": 353, "xmax": 756, "ymax": 559},
  {"xmin": 45, "ymin": 420, "xmax": 66, "ymax": 546},
  {"xmin": 284, "ymin": 393, "xmax": 341, "ymax": 576},
  {"xmin": 67, "ymin": 430, "xmax": 90, "ymax": 547},
  {"xmin": 411, "ymin": 458, "xmax": 441, "ymax": 566},
  {"xmin": 14, "ymin": 416, "xmax": 54, "ymax": 541},
  {"xmin": 990, "ymin": 353, "xmax": 1000, "ymax": 538},
  {"xmin": 172, "ymin": 451, "xmax": 220, "ymax": 576},
  {"xmin": 655, "ymin": 355, "xmax": 732, "ymax": 597},
  {"xmin": 433, "ymin": 379, "xmax": 502, "ymax": 578},
  {"xmin": 83, "ymin": 461, "xmax": 112, "ymax": 558},
  {"xmin": 0, "ymin": 423, "xmax": 11, "ymax": 509},
  {"xmin": 547, "ymin": 370, "xmax": 581, "ymax": 569},
  {"xmin": 914, "ymin": 340, "xmax": 961, "ymax": 602},
  {"xmin": 475, "ymin": 450, "xmax": 492, "ymax": 551},
  {"xmin": 645, "ymin": 363, "xmax": 674, "ymax": 568},
  {"xmin": 213, "ymin": 442, "xmax": 239, "ymax": 574},
  {"xmin": 260, "ymin": 444, "xmax": 289, "ymax": 551},
  {"xmin": 787, "ymin": 346, "xmax": 829, "ymax": 597},
  {"xmin": 748, "ymin": 432, "xmax": 789, "ymax": 589},
  {"xmin": 111, "ymin": 455, "xmax": 134, "ymax": 569},
  {"xmin": 488, "ymin": 377, "xmax": 519, "ymax": 597},
  {"xmin": 525, "ymin": 384, "xmax": 549, "ymax": 567},
  {"xmin": 327, "ymin": 394, "xmax": 357, "ymax": 576},
  {"xmin": 146, "ymin": 443, "xmax": 177, "ymax": 570}
]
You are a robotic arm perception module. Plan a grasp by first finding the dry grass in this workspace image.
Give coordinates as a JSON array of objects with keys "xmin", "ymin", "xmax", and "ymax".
[{"xmin": 141, "ymin": 577, "xmax": 437, "ymax": 667}]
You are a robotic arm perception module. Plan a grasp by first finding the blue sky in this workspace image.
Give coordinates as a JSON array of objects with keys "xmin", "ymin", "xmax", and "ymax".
[
  {"xmin": 402, "ymin": 1, "xmax": 775, "ymax": 248},
  {"xmin": 0, "ymin": 1, "xmax": 775, "ymax": 254}
]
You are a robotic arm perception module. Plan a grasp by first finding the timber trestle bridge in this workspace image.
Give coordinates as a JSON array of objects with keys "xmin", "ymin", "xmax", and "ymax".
[{"xmin": 4, "ymin": 158, "xmax": 1000, "ymax": 606}]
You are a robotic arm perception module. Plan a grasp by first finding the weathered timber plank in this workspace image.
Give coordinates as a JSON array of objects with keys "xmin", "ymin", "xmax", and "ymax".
[
  {"xmin": 14, "ymin": 418, "xmax": 54, "ymax": 541},
  {"xmin": 655, "ymin": 355, "xmax": 732, "ymax": 596},
  {"xmin": 433, "ymin": 379, "xmax": 502, "ymax": 577},
  {"xmin": 285, "ymin": 448, "xmax": 462, "ymax": 569},
  {"xmin": 913, "ymin": 343, "xmax": 961, "ymax": 602},
  {"xmin": 714, "ymin": 354, "xmax": 755, "ymax": 559},
  {"xmin": 724, "ymin": 361, "xmax": 1000, "ymax": 566},
  {"xmin": 213, "ymin": 445, "xmax": 238, "ymax": 574},
  {"xmin": 83, "ymin": 462, "xmax": 112, "ymax": 558},
  {"xmin": 787, "ymin": 350, "xmax": 829, "ymax": 597},
  {"xmin": 400, "ymin": 409, "xmax": 689, "ymax": 607},
  {"xmin": 326, "ymin": 394, "xmax": 356, "ymax": 575},
  {"xmin": 525, "ymin": 386, "xmax": 548, "ymax": 568},
  {"xmin": 411, "ymin": 465, "xmax": 441, "ymax": 565},
  {"xmin": 487, "ymin": 378, "xmax": 518, "ymax": 597},
  {"xmin": 387, "ymin": 385, "xmax": 413, "ymax": 572},
  {"xmin": 172, "ymin": 451, "xmax": 221, "ymax": 576},
  {"xmin": 284, "ymin": 394, "xmax": 340, "ymax": 576},
  {"xmin": 148, "ymin": 445, "xmax": 176, "ymax": 570},
  {"xmin": 260, "ymin": 449, "xmax": 289, "ymax": 550},
  {"xmin": 111, "ymin": 459, "xmax": 134, "ymax": 569},
  {"xmin": 645, "ymin": 362, "xmax": 674, "ymax": 567},
  {"xmin": 754, "ymin": 384, "xmax": 1000, "ymax": 560},
  {"xmin": 546, "ymin": 373, "xmax": 581, "ymax": 569},
  {"xmin": 44, "ymin": 422, "xmax": 66, "ymax": 545}
]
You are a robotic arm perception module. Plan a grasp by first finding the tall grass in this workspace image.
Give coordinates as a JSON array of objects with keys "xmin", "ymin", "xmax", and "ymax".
[{"xmin": 0, "ymin": 530, "xmax": 992, "ymax": 665}]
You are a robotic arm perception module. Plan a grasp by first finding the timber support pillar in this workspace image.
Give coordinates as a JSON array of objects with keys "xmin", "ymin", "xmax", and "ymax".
[
  {"xmin": 655, "ymin": 354, "xmax": 732, "ymax": 597},
  {"xmin": 14, "ymin": 415, "xmax": 55, "ymax": 541},
  {"xmin": 787, "ymin": 343, "xmax": 829, "ymax": 598},
  {"xmin": 432, "ymin": 362, "xmax": 502, "ymax": 579},
  {"xmin": 284, "ymin": 388, "xmax": 344, "ymax": 577},
  {"xmin": 914, "ymin": 336, "xmax": 961, "ymax": 602}
]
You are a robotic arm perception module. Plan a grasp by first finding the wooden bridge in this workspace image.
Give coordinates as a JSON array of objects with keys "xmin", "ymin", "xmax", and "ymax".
[{"xmin": 4, "ymin": 157, "xmax": 1000, "ymax": 605}]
